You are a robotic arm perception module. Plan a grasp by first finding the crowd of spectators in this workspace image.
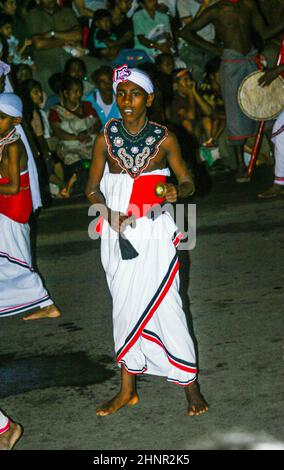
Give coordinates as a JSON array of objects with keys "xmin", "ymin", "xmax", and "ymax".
[{"xmin": 0, "ymin": 0, "xmax": 274, "ymax": 201}]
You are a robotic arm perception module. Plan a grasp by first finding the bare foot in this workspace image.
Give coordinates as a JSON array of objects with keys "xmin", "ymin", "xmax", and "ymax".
[
  {"xmin": 258, "ymin": 184, "xmax": 284, "ymax": 198},
  {"xmin": 59, "ymin": 188, "xmax": 70, "ymax": 199},
  {"xmin": 0, "ymin": 421, "xmax": 23, "ymax": 450},
  {"xmin": 235, "ymin": 168, "xmax": 250, "ymax": 183},
  {"xmin": 60, "ymin": 173, "xmax": 78, "ymax": 198},
  {"xmin": 96, "ymin": 392, "xmax": 139, "ymax": 417},
  {"xmin": 23, "ymin": 304, "xmax": 61, "ymax": 321},
  {"xmin": 185, "ymin": 381, "xmax": 209, "ymax": 416}
]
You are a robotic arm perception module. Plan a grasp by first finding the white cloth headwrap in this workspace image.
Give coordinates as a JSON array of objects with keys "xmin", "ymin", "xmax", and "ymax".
[
  {"xmin": 0, "ymin": 93, "xmax": 23, "ymax": 117},
  {"xmin": 4, "ymin": 78, "xmax": 42, "ymax": 210},
  {"xmin": 0, "ymin": 60, "xmax": 10, "ymax": 77},
  {"xmin": 113, "ymin": 65, "xmax": 154, "ymax": 94}
]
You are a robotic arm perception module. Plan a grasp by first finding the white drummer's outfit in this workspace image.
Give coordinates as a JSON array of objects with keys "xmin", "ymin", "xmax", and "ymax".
[
  {"xmin": 272, "ymin": 110, "xmax": 284, "ymax": 186},
  {"xmin": 98, "ymin": 117, "xmax": 198, "ymax": 386}
]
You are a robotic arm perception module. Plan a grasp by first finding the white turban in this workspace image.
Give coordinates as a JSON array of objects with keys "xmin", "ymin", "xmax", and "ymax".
[
  {"xmin": 0, "ymin": 93, "xmax": 23, "ymax": 117},
  {"xmin": 0, "ymin": 60, "xmax": 11, "ymax": 77},
  {"xmin": 113, "ymin": 65, "xmax": 154, "ymax": 94}
]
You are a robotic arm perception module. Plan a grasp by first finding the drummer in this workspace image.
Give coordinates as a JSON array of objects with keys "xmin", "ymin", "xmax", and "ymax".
[
  {"xmin": 258, "ymin": 64, "xmax": 284, "ymax": 198},
  {"xmin": 180, "ymin": 0, "xmax": 284, "ymax": 183}
]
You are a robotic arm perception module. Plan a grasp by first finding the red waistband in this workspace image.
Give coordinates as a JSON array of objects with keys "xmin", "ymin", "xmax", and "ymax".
[
  {"xmin": 126, "ymin": 174, "xmax": 166, "ymax": 218},
  {"xmin": 0, "ymin": 172, "xmax": 32, "ymax": 223}
]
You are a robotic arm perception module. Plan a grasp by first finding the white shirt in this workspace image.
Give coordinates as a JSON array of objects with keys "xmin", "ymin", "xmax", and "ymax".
[{"xmin": 96, "ymin": 91, "xmax": 114, "ymax": 119}]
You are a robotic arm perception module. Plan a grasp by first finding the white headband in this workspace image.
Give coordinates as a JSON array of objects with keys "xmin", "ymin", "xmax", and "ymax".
[
  {"xmin": 0, "ymin": 93, "xmax": 23, "ymax": 117},
  {"xmin": 113, "ymin": 65, "xmax": 154, "ymax": 94}
]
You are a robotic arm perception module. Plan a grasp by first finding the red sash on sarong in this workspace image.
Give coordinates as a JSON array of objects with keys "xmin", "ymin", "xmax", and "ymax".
[
  {"xmin": 0, "ymin": 172, "xmax": 32, "ymax": 223},
  {"xmin": 96, "ymin": 174, "xmax": 167, "ymax": 235}
]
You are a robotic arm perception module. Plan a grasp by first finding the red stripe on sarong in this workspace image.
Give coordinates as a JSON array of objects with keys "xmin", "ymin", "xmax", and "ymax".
[
  {"xmin": 0, "ymin": 419, "xmax": 10, "ymax": 435},
  {"xmin": 173, "ymin": 232, "xmax": 184, "ymax": 247},
  {"xmin": 141, "ymin": 331, "xmax": 197, "ymax": 374},
  {"xmin": 116, "ymin": 259, "xmax": 180, "ymax": 363}
]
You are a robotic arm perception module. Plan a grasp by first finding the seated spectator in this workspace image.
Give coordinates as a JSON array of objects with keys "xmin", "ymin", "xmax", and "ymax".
[
  {"xmin": 171, "ymin": 68, "xmax": 212, "ymax": 140},
  {"xmin": 0, "ymin": 14, "xmax": 34, "ymax": 67},
  {"xmin": 0, "ymin": 0, "xmax": 30, "ymax": 45},
  {"xmin": 87, "ymin": 9, "xmax": 120, "ymax": 61},
  {"xmin": 26, "ymin": 0, "xmax": 82, "ymax": 96},
  {"xmin": 0, "ymin": 34, "xmax": 9, "ymax": 63},
  {"xmin": 149, "ymin": 53, "xmax": 175, "ymax": 124},
  {"xmin": 85, "ymin": 65, "xmax": 120, "ymax": 127},
  {"xmin": 133, "ymin": 0, "xmax": 174, "ymax": 62},
  {"xmin": 20, "ymin": 77, "xmax": 84, "ymax": 198},
  {"xmin": 109, "ymin": 0, "xmax": 134, "ymax": 50},
  {"xmin": 64, "ymin": 57, "xmax": 94, "ymax": 97},
  {"xmin": 12, "ymin": 63, "xmax": 33, "ymax": 89},
  {"xmin": 18, "ymin": 78, "xmax": 52, "ymax": 203},
  {"xmin": 199, "ymin": 57, "xmax": 225, "ymax": 146},
  {"xmin": 45, "ymin": 72, "xmax": 62, "ymax": 110},
  {"xmin": 157, "ymin": 1, "xmax": 177, "ymax": 16},
  {"xmin": 72, "ymin": 0, "xmax": 107, "ymax": 19},
  {"xmin": 110, "ymin": 0, "xmax": 153, "ymax": 67},
  {"xmin": 0, "ymin": 0, "xmax": 16, "ymax": 15},
  {"xmin": 49, "ymin": 76, "xmax": 101, "ymax": 195}
]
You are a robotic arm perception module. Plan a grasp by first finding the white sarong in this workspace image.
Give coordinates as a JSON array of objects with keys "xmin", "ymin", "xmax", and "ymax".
[
  {"xmin": 0, "ymin": 214, "xmax": 53, "ymax": 317},
  {"xmin": 100, "ymin": 169, "xmax": 197, "ymax": 386}
]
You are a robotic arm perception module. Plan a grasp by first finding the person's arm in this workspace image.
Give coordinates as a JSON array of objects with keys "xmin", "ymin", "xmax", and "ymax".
[
  {"xmin": 50, "ymin": 121, "xmax": 80, "ymax": 141},
  {"xmin": 104, "ymin": 31, "xmax": 133, "ymax": 49},
  {"xmin": 18, "ymin": 38, "xmax": 33, "ymax": 56},
  {"xmin": 31, "ymin": 27, "xmax": 82, "ymax": 50},
  {"xmin": 163, "ymin": 132, "xmax": 195, "ymax": 202},
  {"xmin": 0, "ymin": 143, "xmax": 20, "ymax": 195},
  {"xmin": 85, "ymin": 133, "xmax": 107, "ymax": 206},
  {"xmin": 31, "ymin": 35, "xmax": 65, "ymax": 50},
  {"xmin": 137, "ymin": 34, "xmax": 159, "ymax": 50},
  {"xmin": 180, "ymin": 5, "xmax": 222, "ymax": 56},
  {"xmin": 191, "ymin": 81, "xmax": 212, "ymax": 116},
  {"xmin": 252, "ymin": 6, "xmax": 284, "ymax": 41},
  {"xmin": 258, "ymin": 64, "xmax": 284, "ymax": 87},
  {"xmin": 74, "ymin": 0, "xmax": 95, "ymax": 18}
]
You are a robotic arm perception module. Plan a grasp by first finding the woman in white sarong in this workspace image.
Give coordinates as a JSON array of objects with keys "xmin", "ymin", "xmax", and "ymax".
[{"xmin": 0, "ymin": 93, "xmax": 61, "ymax": 320}]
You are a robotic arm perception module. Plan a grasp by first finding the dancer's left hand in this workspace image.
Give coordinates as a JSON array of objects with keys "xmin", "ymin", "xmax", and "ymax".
[{"xmin": 164, "ymin": 184, "xmax": 178, "ymax": 203}]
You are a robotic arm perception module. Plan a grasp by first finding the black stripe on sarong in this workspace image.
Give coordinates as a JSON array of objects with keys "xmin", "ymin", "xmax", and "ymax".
[
  {"xmin": 120, "ymin": 360, "xmax": 147, "ymax": 374},
  {"xmin": 0, "ymin": 296, "xmax": 51, "ymax": 316},
  {"xmin": 116, "ymin": 253, "xmax": 178, "ymax": 358},
  {"xmin": 167, "ymin": 377, "xmax": 196, "ymax": 385},
  {"xmin": 143, "ymin": 329, "xmax": 197, "ymax": 369},
  {"xmin": 0, "ymin": 253, "xmax": 35, "ymax": 272}
]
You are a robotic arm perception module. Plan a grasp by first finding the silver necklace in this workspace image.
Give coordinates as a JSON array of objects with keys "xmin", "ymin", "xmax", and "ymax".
[{"xmin": 121, "ymin": 118, "xmax": 148, "ymax": 138}]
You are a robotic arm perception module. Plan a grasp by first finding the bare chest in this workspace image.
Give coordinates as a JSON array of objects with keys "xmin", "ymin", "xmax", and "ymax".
[{"xmin": 104, "ymin": 119, "xmax": 168, "ymax": 178}]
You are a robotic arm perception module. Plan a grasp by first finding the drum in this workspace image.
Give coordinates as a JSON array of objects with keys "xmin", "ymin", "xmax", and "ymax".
[{"xmin": 238, "ymin": 70, "xmax": 284, "ymax": 121}]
